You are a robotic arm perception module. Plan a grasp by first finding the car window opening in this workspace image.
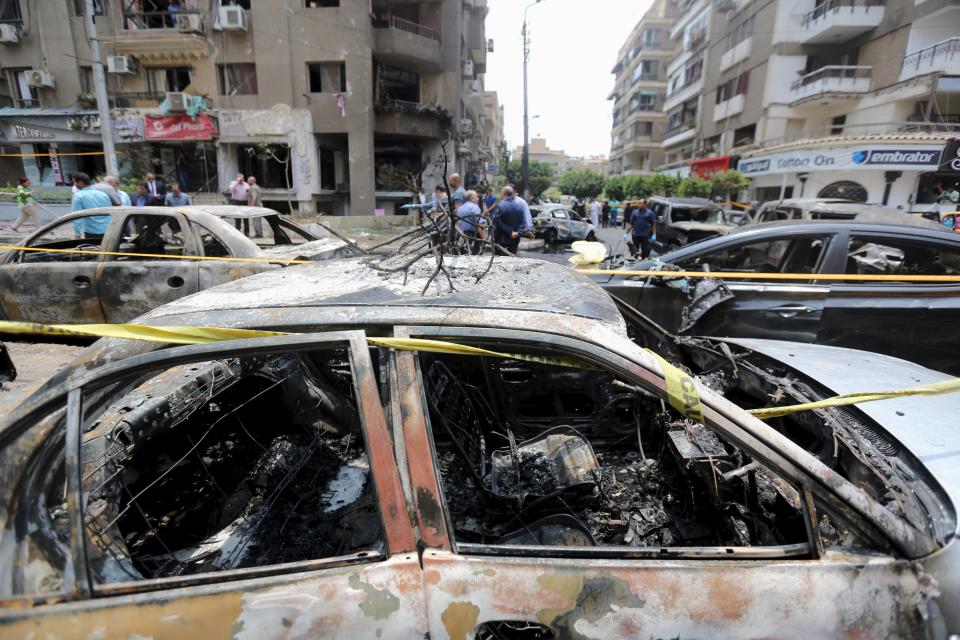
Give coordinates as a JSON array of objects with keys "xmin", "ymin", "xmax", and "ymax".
[
  {"xmin": 80, "ymin": 348, "xmax": 382, "ymax": 586},
  {"xmin": 669, "ymin": 206, "xmax": 727, "ymax": 225},
  {"xmin": 420, "ymin": 352, "xmax": 809, "ymax": 554}
]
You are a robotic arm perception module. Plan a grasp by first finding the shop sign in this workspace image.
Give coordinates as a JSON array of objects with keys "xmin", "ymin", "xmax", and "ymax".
[
  {"xmin": 49, "ymin": 146, "xmax": 64, "ymax": 185},
  {"xmin": 690, "ymin": 155, "xmax": 730, "ymax": 178},
  {"xmin": 940, "ymin": 138, "xmax": 960, "ymax": 174},
  {"xmin": 66, "ymin": 114, "xmax": 100, "ymax": 132},
  {"xmin": 144, "ymin": 114, "xmax": 218, "ymax": 141},
  {"xmin": 112, "ymin": 116, "xmax": 145, "ymax": 143},
  {"xmin": 11, "ymin": 123, "xmax": 55, "ymax": 139},
  {"xmin": 738, "ymin": 145, "xmax": 943, "ymax": 176}
]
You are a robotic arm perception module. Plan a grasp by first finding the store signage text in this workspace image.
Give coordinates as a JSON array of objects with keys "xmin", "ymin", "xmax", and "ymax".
[
  {"xmin": 144, "ymin": 114, "xmax": 219, "ymax": 141},
  {"xmin": 12, "ymin": 124, "xmax": 55, "ymax": 139},
  {"xmin": 738, "ymin": 145, "xmax": 943, "ymax": 176}
]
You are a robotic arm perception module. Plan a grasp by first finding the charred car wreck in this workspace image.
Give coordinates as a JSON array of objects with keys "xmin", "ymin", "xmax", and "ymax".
[{"xmin": 0, "ymin": 257, "xmax": 957, "ymax": 638}]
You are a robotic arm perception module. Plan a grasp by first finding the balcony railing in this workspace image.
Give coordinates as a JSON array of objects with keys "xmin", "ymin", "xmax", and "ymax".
[
  {"xmin": 371, "ymin": 15, "xmax": 439, "ymax": 41},
  {"xmin": 801, "ymin": 0, "xmax": 885, "ymax": 29},
  {"xmin": 14, "ymin": 99, "xmax": 40, "ymax": 108},
  {"xmin": 666, "ymin": 116, "xmax": 697, "ymax": 135},
  {"xmin": 790, "ymin": 65, "xmax": 871, "ymax": 91},
  {"xmin": 902, "ymin": 37, "xmax": 960, "ymax": 74},
  {"xmin": 123, "ymin": 10, "xmax": 202, "ymax": 30},
  {"xmin": 111, "ymin": 92, "xmax": 166, "ymax": 108}
]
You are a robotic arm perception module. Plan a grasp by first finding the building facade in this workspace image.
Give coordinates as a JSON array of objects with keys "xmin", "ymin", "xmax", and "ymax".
[
  {"xmin": 650, "ymin": 0, "xmax": 960, "ymax": 212},
  {"xmin": 608, "ymin": 0, "xmax": 679, "ymax": 176},
  {"xmin": 0, "ymin": 0, "xmax": 495, "ymax": 215}
]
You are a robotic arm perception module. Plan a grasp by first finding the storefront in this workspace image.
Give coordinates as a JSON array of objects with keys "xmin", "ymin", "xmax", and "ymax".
[
  {"xmin": 0, "ymin": 110, "xmax": 106, "ymax": 185},
  {"xmin": 690, "ymin": 155, "xmax": 730, "ymax": 178},
  {"xmin": 737, "ymin": 142, "xmax": 946, "ymax": 211}
]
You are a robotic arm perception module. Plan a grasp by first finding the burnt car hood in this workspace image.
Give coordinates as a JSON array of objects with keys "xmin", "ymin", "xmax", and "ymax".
[
  {"xmin": 260, "ymin": 238, "xmax": 350, "ymax": 262},
  {"xmin": 719, "ymin": 337, "xmax": 960, "ymax": 515},
  {"xmin": 670, "ymin": 221, "xmax": 735, "ymax": 234}
]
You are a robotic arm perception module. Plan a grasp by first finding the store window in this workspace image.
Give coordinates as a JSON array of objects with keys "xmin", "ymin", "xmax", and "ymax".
[
  {"xmin": 239, "ymin": 144, "xmax": 293, "ymax": 190},
  {"xmin": 218, "ymin": 63, "xmax": 258, "ymax": 96},
  {"xmin": 818, "ymin": 181, "xmax": 867, "ymax": 202},
  {"xmin": 307, "ymin": 61, "xmax": 346, "ymax": 93}
]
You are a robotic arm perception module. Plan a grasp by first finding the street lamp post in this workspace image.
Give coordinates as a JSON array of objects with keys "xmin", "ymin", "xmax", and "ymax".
[{"xmin": 522, "ymin": 0, "xmax": 543, "ymax": 200}]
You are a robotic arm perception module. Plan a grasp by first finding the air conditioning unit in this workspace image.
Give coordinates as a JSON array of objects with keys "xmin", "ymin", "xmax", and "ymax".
[
  {"xmin": 458, "ymin": 118, "xmax": 474, "ymax": 135},
  {"xmin": 0, "ymin": 23, "xmax": 18, "ymax": 44},
  {"xmin": 486, "ymin": 38, "xmax": 494, "ymax": 53},
  {"xmin": 176, "ymin": 13, "xmax": 204, "ymax": 33},
  {"xmin": 217, "ymin": 6, "xmax": 248, "ymax": 31},
  {"xmin": 462, "ymin": 59, "xmax": 474, "ymax": 77},
  {"xmin": 467, "ymin": 80, "xmax": 481, "ymax": 94},
  {"xmin": 25, "ymin": 70, "xmax": 55, "ymax": 89},
  {"xmin": 717, "ymin": 0, "xmax": 737, "ymax": 12},
  {"xmin": 107, "ymin": 55, "xmax": 136, "ymax": 74},
  {"xmin": 165, "ymin": 92, "xmax": 191, "ymax": 112}
]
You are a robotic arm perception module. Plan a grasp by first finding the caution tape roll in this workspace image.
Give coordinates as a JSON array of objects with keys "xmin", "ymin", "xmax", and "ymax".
[{"xmin": 0, "ymin": 320, "xmax": 956, "ymax": 420}]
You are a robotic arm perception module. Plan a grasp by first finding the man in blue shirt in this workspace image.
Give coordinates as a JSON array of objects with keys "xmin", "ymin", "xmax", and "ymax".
[
  {"xmin": 164, "ymin": 183, "xmax": 191, "ymax": 206},
  {"xmin": 70, "ymin": 172, "xmax": 113, "ymax": 240},
  {"xmin": 448, "ymin": 173, "xmax": 466, "ymax": 213},
  {"xmin": 456, "ymin": 190, "xmax": 485, "ymax": 254},
  {"xmin": 493, "ymin": 186, "xmax": 526, "ymax": 255},
  {"xmin": 626, "ymin": 197, "xmax": 657, "ymax": 258}
]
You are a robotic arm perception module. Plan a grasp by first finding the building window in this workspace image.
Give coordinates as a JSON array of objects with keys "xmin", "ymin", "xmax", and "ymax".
[
  {"xmin": 218, "ymin": 63, "xmax": 258, "ymax": 95},
  {"xmin": 9, "ymin": 69, "xmax": 39, "ymax": 107},
  {"xmin": 818, "ymin": 181, "xmax": 868, "ymax": 202},
  {"xmin": 220, "ymin": 0, "xmax": 251, "ymax": 8},
  {"xmin": 733, "ymin": 123, "xmax": 756, "ymax": 147},
  {"xmin": 239, "ymin": 144, "xmax": 293, "ymax": 190},
  {"xmin": 642, "ymin": 28, "xmax": 661, "ymax": 48},
  {"xmin": 304, "ymin": 0, "xmax": 338, "ymax": 6},
  {"xmin": 633, "ymin": 121, "xmax": 653, "ymax": 137},
  {"xmin": 637, "ymin": 91, "xmax": 657, "ymax": 111},
  {"xmin": 684, "ymin": 58, "xmax": 703, "ymax": 86},
  {"xmin": 72, "ymin": 0, "xmax": 104, "ymax": 15},
  {"xmin": 307, "ymin": 62, "xmax": 347, "ymax": 93},
  {"xmin": 319, "ymin": 148, "xmax": 336, "ymax": 190},
  {"xmin": 376, "ymin": 64, "xmax": 419, "ymax": 103},
  {"xmin": 716, "ymin": 70, "xmax": 749, "ymax": 103},
  {"xmin": 80, "ymin": 66, "xmax": 95, "ymax": 94},
  {"xmin": 725, "ymin": 15, "xmax": 754, "ymax": 51},
  {"xmin": 146, "ymin": 66, "xmax": 192, "ymax": 93}
]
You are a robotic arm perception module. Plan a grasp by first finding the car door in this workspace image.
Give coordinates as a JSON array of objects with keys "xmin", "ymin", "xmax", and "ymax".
[
  {"xmin": 97, "ymin": 211, "xmax": 201, "ymax": 323},
  {"xmin": 820, "ymin": 230, "xmax": 960, "ymax": 374},
  {"xmin": 0, "ymin": 214, "xmax": 110, "ymax": 323},
  {"xmin": 393, "ymin": 325, "xmax": 938, "ymax": 639},
  {"xmin": 0, "ymin": 332, "xmax": 427, "ymax": 638}
]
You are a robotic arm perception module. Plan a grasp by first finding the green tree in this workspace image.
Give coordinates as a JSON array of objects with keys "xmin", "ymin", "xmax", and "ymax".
[
  {"xmin": 649, "ymin": 172, "xmax": 680, "ymax": 196},
  {"xmin": 542, "ymin": 186, "xmax": 563, "ymax": 202},
  {"xmin": 709, "ymin": 169, "xmax": 751, "ymax": 201},
  {"xmin": 503, "ymin": 159, "xmax": 555, "ymax": 197},
  {"xmin": 622, "ymin": 175, "xmax": 651, "ymax": 199},
  {"xmin": 559, "ymin": 169, "xmax": 605, "ymax": 200},
  {"xmin": 604, "ymin": 176, "xmax": 626, "ymax": 201},
  {"xmin": 676, "ymin": 177, "xmax": 713, "ymax": 198}
]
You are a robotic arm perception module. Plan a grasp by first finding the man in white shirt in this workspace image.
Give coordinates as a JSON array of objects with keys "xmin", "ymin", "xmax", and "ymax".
[
  {"xmin": 590, "ymin": 199, "xmax": 601, "ymax": 228},
  {"xmin": 229, "ymin": 174, "xmax": 251, "ymax": 235}
]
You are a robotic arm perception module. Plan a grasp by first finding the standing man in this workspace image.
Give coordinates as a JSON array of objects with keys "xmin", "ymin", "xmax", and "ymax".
[
  {"xmin": 626, "ymin": 198, "xmax": 656, "ymax": 259},
  {"xmin": 448, "ymin": 173, "xmax": 466, "ymax": 212},
  {"xmin": 229, "ymin": 173, "xmax": 251, "ymax": 235},
  {"xmin": 610, "ymin": 198, "xmax": 620, "ymax": 227},
  {"xmin": 92, "ymin": 176, "xmax": 122, "ymax": 206},
  {"xmin": 144, "ymin": 172, "xmax": 165, "ymax": 205},
  {"xmin": 246, "ymin": 176, "xmax": 264, "ymax": 238},
  {"xmin": 601, "ymin": 200, "xmax": 611, "ymax": 228},
  {"xmin": 456, "ymin": 190, "xmax": 484, "ymax": 255},
  {"xmin": 12, "ymin": 177, "xmax": 39, "ymax": 232},
  {"xmin": 164, "ymin": 183, "xmax": 191, "ymax": 206},
  {"xmin": 70, "ymin": 172, "xmax": 112, "ymax": 240},
  {"xmin": 590, "ymin": 198, "xmax": 601, "ymax": 228},
  {"xmin": 134, "ymin": 183, "xmax": 150, "ymax": 207},
  {"xmin": 105, "ymin": 176, "xmax": 131, "ymax": 206},
  {"xmin": 492, "ymin": 186, "xmax": 526, "ymax": 255},
  {"xmin": 506, "ymin": 183, "xmax": 534, "ymax": 235}
]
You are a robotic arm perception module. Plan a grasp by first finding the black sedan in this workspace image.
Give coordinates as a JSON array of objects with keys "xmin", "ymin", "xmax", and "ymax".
[{"xmin": 597, "ymin": 219, "xmax": 960, "ymax": 374}]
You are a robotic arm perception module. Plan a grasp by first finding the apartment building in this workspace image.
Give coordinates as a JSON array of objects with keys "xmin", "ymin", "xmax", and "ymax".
[
  {"xmin": 607, "ymin": 0, "xmax": 679, "ymax": 176},
  {"xmin": 480, "ymin": 90, "xmax": 503, "ymax": 178},
  {"xmin": 0, "ymin": 0, "xmax": 494, "ymax": 215},
  {"xmin": 655, "ymin": 0, "xmax": 960, "ymax": 212}
]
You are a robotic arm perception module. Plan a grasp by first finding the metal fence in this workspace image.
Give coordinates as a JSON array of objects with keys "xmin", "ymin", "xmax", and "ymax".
[
  {"xmin": 371, "ymin": 15, "xmax": 439, "ymax": 41},
  {"xmin": 801, "ymin": 0, "xmax": 886, "ymax": 29},
  {"xmin": 789, "ymin": 65, "xmax": 871, "ymax": 91},
  {"xmin": 902, "ymin": 37, "xmax": 960, "ymax": 73}
]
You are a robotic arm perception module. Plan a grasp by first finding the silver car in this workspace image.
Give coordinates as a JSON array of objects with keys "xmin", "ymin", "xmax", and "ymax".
[{"xmin": 532, "ymin": 204, "xmax": 598, "ymax": 243}]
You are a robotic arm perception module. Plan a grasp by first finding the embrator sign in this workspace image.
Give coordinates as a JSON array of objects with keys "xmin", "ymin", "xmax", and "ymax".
[{"xmin": 144, "ymin": 114, "xmax": 219, "ymax": 141}]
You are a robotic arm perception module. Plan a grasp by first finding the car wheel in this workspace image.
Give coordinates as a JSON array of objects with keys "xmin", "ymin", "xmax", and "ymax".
[
  {"xmin": 586, "ymin": 231, "xmax": 596, "ymax": 242},
  {"xmin": 544, "ymin": 228, "xmax": 558, "ymax": 244}
]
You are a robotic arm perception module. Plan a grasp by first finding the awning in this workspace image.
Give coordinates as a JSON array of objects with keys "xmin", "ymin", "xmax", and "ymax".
[{"xmin": 690, "ymin": 155, "xmax": 730, "ymax": 178}]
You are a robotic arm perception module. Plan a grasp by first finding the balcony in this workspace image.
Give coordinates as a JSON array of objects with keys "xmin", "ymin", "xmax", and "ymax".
[
  {"xmin": 662, "ymin": 118, "xmax": 698, "ymax": 148},
  {"xmin": 713, "ymin": 94, "xmax": 745, "ymax": 121},
  {"xmin": 663, "ymin": 77, "xmax": 703, "ymax": 112},
  {"xmin": 110, "ymin": 92, "xmax": 165, "ymax": 109},
  {"xmin": 719, "ymin": 37, "xmax": 752, "ymax": 72},
  {"xmin": 799, "ymin": 0, "xmax": 885, "ymax": 45},
  {"xmin": 900, "ymin": 38, "xmax": 960, "ymax": 81},
  {"xmin": 789, "ymin": 65, "xmax": 871, "ymax": 104},
  {"xmin": 103, "ymin": 11, "xmax": 209, "ymax": 63},
  {"xmin": 374, "ymin": 99, "xmax": 446, "ymax": 139},
  {"xmin": 13, "ymin": 99, "xmax": 40, "ymax": 109},
  {"xmin": 372, "ymin": 16, "xmax": 441, "ymax": 72}
]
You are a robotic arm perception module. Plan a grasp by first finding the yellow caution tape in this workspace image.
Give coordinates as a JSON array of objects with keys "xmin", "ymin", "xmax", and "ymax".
[
  {"xmin": 575, "ymin": 268, "xmax": 960, "ymax": 283},
  {"xmin": 747, "ymin": 377, "xmax": 960, "ymax": 419},
  {"xmin": 1, "ymin": 321, "xmax": 957, "ymax": 420}
]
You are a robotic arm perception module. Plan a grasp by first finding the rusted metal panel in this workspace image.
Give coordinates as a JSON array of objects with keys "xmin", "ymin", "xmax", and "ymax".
[
  {"xmin": 1, "ymin": 554, "xmax": 428, "ymax": 639},
  {"xmin": 421, "ymin": 550, "xmax": 935, "ymax": 639},
  {"xmin": 0, "ymin": 262, "xmax": 106, "ymax": 323}
]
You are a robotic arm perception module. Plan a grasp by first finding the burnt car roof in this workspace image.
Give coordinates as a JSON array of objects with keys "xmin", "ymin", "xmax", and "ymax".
[
  {"xmin": 649, "ymin": 196, "xmax": 720, "ymax": 208},
  {"xmin": 194, "ymin": 206, "xmax": 287, "ymax": 219}
]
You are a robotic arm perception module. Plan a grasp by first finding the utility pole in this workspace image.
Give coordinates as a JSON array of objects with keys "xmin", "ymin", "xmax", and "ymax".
[
  {"xmin": 521, "ymin": 0, "xmax": 542, "ymax": 200},
  {"xmin": 83, "ymin": 0, "xmax": 118, "ymax": 176}
]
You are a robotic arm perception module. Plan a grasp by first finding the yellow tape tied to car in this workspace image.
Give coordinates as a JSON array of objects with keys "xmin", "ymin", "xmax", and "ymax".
[{"xmin": 0, "ymin": 320, "xmax": 957, "ymax": 422}]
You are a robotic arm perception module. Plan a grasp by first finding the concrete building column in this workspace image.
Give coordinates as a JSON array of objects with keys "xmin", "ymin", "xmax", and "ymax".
[{"xmin": 347, "ymin": 127, "xmax": 376, "ymax": 216}]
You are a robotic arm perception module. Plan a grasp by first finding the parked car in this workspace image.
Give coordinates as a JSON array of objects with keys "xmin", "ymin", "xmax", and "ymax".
[
  {"xmin": 598, "ymin": 219, "xmax": 960, "ymax": 374},
  {"xmin": 749, "ymin": 198, "xmax": 914, "ymax": 225},
  {"xmin": 645, "ymin": 196, "xmax": 735, "ymax": 248},
  {"xmin": 0, "ymin": 206, "xmax": 348, "ymax": 324},
  {"xmin": 531, "ymin": 204, "xmax": 597, "ymax": 244},
  {"xmin": 0, "ymin": 256, "xmax": 956, "ymax": 638}
]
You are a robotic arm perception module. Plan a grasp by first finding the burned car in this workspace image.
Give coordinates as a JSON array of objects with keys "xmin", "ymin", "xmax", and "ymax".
[
  {"xmin": 598, "ymin": 219, "xmax": 960, "ymax": 375},
  {"xmin": 749, "ymin": 198, "xmax": 912, "ymax": 225},
  {"xmin": 647, "ymin": 196, "xmax": 735, "ymax": 248},
  {"xmin": 0, "ymin": 257, "xmax": 957, "ymax": 638},
  {"xmin": 531, "ymin": 204, "xmax": 598, "ymax": 244},
  {"xmin": 0, "ymin": 206, "xmax": 348, "ymax": 324}
]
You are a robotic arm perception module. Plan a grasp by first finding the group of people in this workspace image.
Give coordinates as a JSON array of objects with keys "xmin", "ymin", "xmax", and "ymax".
[
  {"xmin": 228, "ymin": 174, "xmax": 264, "ymax": 237},
  {"xmin": 427, "ymin": 173, "xmax": 535, "ymax": 256},
  {"xmin": 585, "ymin": 198, "xmax": 623, "ymax": 228}
]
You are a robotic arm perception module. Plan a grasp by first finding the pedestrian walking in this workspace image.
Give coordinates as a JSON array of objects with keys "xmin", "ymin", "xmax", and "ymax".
[
  {"xmin": 246, "ymin": 176, "xmax": 264, "ymax": 238},
  {"xmin": 144, "ymin": 172, "xmax": 166, "ymax": 205},
  {"xmin": 70, "ymin": 172, "xmax": 112, "ymax": 240},
  {"xmin": 229, "ymin": 173, "xmax": 251, "ymax": 234},
  {"xmin": 625, "ymin": 197, "xmax": 656, "ymax": 259},
  {"xmin": 164, "ymin": 184, "xmax": 191, "ymax": 207},
  {"xmin": 590, "ymin": 198, "xmax": 601, "ymax": 228},
  {"xmin": 601, "ymin": 200, "xmax": 611, "ymax": 228},
  {"xmin": 610, "ymin": 198, "xmax": 620, "ymax": 227},
  {"xmin": 492, "ymin": 186, "xmax": 526, "ymax": 255},
  {"xmin": 448, "ymin": 173, "xmax": 466, "ymax": 212},
  {"xmin": 456, "ymin": 190, "xmax": 485, "ymax": 254},
  {"xmin": 12, "ymin": 177, "xmax": 39, "ymax": 232}
]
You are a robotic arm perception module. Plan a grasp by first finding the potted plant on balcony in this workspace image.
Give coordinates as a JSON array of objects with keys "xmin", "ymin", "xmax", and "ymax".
[{"xmin": 76, "ymin": 92, "xmax": 97, "ymax": 109}]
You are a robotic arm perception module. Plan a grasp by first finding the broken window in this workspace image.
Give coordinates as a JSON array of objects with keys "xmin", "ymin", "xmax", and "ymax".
[
  {"xmin": 192, "ymin": 222, "xmax": 232, "ymax": 257},
  {"xmin": 419, "ymin": 350, "xmax": 808, "ymax": 553},
  {"xmin": 18, "ymin": 216, "xmax": 108, "ymax": 263},
  {"xmin": 676, "ymin": 236, "xmax": 828, "ymax": 275},
  {"xmin": 80, "ymin": 347, "xmax": 383, "ymax": 585},
  {"xmin": 113, "ymin": 214, "xmax": 186, "ymax": 260},
  {"xmin": 845, "ymin": 236, "xmax": 960, "ymax": 279},
  {"xmin": 307, "ymin": 61, "xmax": 346, "ymax": 93},
  {"xmin": 218, "ymin": 63, "xmax": 259, "ymax": 96}
]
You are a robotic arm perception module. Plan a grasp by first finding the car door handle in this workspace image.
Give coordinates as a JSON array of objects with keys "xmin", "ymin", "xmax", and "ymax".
[
  {"xmin": 766, "ymin": 304, "xmax": 815, "ymax": 318},
  {"xmin": 72, "ymin": 275, "xmax": 91, "ymax": 289}
]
